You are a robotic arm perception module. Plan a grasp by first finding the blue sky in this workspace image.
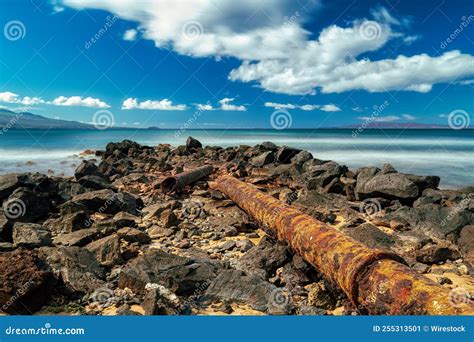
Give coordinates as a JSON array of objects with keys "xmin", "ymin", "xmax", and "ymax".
[{"xmin": 0, "ymin": 0, "xmax": 473, "ymax": 128}]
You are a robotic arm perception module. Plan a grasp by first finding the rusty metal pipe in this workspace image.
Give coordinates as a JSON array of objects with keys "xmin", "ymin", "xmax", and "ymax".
[
  {"xmin": 210, "ymin": 175, "xmax": 473, "ymax": 315},
  {"xmin": 161, "ymin": 165, "xmax": 214, "ymax": 193}
]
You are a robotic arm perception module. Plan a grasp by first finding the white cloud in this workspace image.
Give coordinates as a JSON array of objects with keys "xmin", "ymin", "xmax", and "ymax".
[
  {"xmin": 52, "ymin": 95, "xmax": 110, "ymax": 108},
  {"xmin": 197, "ymin": 98, "xmax": 246, "ymax": 111},
  {"xmin": 219, "ymin": 98, "xmax": 246, "ymax": 111},
  {"xmin": 0, "ymin": 92, "xmax": 45, "ymax": 105},
  {"xmin": 402, "ymin": 114, "xmax": 416, "ymax": 120},
  {"xmin": 123, "ymin": 29, "xmax": 138, "ymax": 41},
  {"xmin": 60, "ymin": 1, "xmax": 474, "ymax": 95},
  {"xmin": 264, "ymin": 102, "xmax": 341, "ymax": 112},
  {"xmin": 121, "ymin": 98, "xmax": 187, "ymax": 110}
]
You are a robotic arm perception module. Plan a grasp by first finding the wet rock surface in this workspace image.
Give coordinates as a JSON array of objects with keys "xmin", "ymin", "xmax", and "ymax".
[{"xmin": 0, "ymin": 137, "xmax": 472, "ymax": 315}]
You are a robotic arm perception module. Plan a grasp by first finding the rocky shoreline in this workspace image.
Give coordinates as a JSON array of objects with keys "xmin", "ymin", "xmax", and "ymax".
[{"xmin": 0, "ymin": 137, "xmax": 473, "ymax": 315}]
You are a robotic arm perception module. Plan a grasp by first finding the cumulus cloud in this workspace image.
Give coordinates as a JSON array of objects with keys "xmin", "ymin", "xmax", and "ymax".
[
  {"xmin": 264, "ymin": 102, "xmax": 341, "ymax": 112},
  {"xmin": 61, "ymin": 1, "xmax": 474, "ymax": 96},
  {"xmin": 196, "ymin": 98, "xmax": 246, "ymax": 111},
  {"xmin": 0, "ymin": 92, "xmax": 45, "ymax": 105},
  {"xmin": 123, "ymin": 29, "xmax": 138, "ymax": 41},
  {"xmin": 52, "ymin": 95, "xmax": 110, "ymax": 108},
  {"xmin": 121, "ymin": 98, "xmax": 187, "ymax": 110}
]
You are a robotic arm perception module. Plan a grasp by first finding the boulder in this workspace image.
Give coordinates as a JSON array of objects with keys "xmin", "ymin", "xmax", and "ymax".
[
  {"xmin": 113, "ymin": 211, "xmax": 141, "ymax": 228},
  {"xmin": 0, "ymin": 212, "xmax": 13, "ymax": 243},
  {"xmin": 13, "ymin": 222, "xmax": 52, "ymax": 248},
  {"xmin": 117, "ymin": 227, "xmax": 151, "ymax": 244},
  {"xmin": 118, "ymin": 249, "xmax": 218, "ymax": 295},
  {"xmin": 43, "ymin": 211, "xmax": 91, "ymax": 234},
  {"xmin": 37, "ymin": 246, "xmax": 105, "ymax": 294},
  {"xmin": 205, "ymin": 269, "xmax": 293, "ymax": 314},
  {"xmin": 344, "ymin": 223, "xmax": 395, "ymax": 249},
  {"xmin": 74, "ymin": 160, "xmax": 99, "ymax": 180},
  {"xmin": 356, "ymin": 172, "xmax": 420, "ymax": 202},
  {"xmin": 291, "ymin": 151, "xmax": 313, "ymax": 166},
  {"xmin": 78, "ymin": 175, "xmax": 112, "ymax": 190},
  {"xmin": 0, "ymin": 250, "xmax": 55, "ymax": 314},
  {"xmin": 186, "ymin": 136, "xmax": 202, "ymax": 150},
  {"xmin": 236, "ymin": 236, "xmax": 290, "ymax": 278},
  {"xmin": 5, "ymin": 187, "xmax": 52, "ymax": 222},
  {"xmin": 415, "ymin": 244, "xmax": 460, "ymax": 264},
  {"xmin": 0, "ymin": 173, "xmax": 21, "ymax": 200},
  {"xmin": 250, "ymin": 151, "xmax": 275, "ymax": 167},
  {"xmin": 275, "ymin": 146, "xmax": 301, "ymax": 164},
  {"xmin": 85, "ymin": 234, "xmax": 123, "ymax": 268},
  {"xmin": 458, "ymin": 225, "xmax": 474, "ymax": 267},
  {"xmin": 70, "ymin": 189, "xmax": 139, "ymax": 214},
  {"xmin": 53, "ymin": 228, "xmax": 102, "ymax": 247}
]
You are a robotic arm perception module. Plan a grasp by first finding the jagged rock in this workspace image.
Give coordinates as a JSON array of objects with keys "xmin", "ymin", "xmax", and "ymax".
[
  {"xmin": 415, "ymin": 243, "xmax": 460, "ymax": 264},
  {"xmin": 74, "ymin": 160, "xmax": 99, "ymax": 180},
  {"xmin": 70, "ymin": 189, "xmax": 139, "ymax": 214},
  {"xmin": 291, "ymin": 151, "xmax": 313, "ymax": 166},
  {"xmin": 118, "ymin": 249, "xmax": 218, "ymax": 295},
  {"xmin": 0, "ymin": 249, "xmax": 55, "ymax": 314},
  {"xmin": 13, "ymin": 222, "xmax": 52, "ymax": 248},
  {"xmin": 117, "ymin": 227, "xmax": 151, "ymax": 244},
  {"xmin": 148, "ymin": 225, "xmax": 177, "ymax": 239},
  {"xmin": 276, "ymin": 146, "xmax": 301, "ymax": 164},
  {"xmin": 160, "ymin": 209, "xmax": 180, "ymax": 228},
  {"xmin": 306, "ymin": 281, "xmax": 337, "ymax": 310},
  {"xmin": 78, "ymin": 175, "xmax": 112, "ymax": 190},
  {"xmin": 344, "ymin": 223, "xmax": 395, "ymax": 249},
  {"xmin": 237, "ymin": 236, "xmax": 291, "ymax": 278},
  {"xmin": 142, "ymin": 284, "xmax": 180, "ymax": 315},
  {"xmin": 381, "ymin": 163, "xmax": 397, "ymax": 174},
  {"xmin": 0, "ymin": 173, "xmax": 21, "ymax": 200},
  {"xmin": 5, "ymin": 187, "xmax": 52, "ymax": 222},
  {"xmin": 205, "ymin": 269, "xmax": 293, "ymax": 314},
  {"xmin": 0, "ymin": 212, "xmax": 13, "ymax": 242},
  {"xmin": 53, "ymin": 228, "xmax": 102, "ymax": 247},
  {"xmin": 43, "ymin": 211, "xmax": 91, "ymax": 234},
  {"xmin": 142, "ymin": 202, "xmax": 177, "ymax": 221},
  {"xmin": 85, "ymin": 234, "xmax": 123, "ymax": 268},
  {"xmin": 37, "ymin": 246, "xmax": 105, "ymax": 294},
  {"xmin": 113, "ymin": 211, "xmax": 141, "ymax": 227},
  {"xmin": 250, "ymin": 151, "xmax": 275, "ymax": 167},
  {"xmin": 356, "ymin": 172, "xmax": 420, "ymax": 201},
  {"xmin": 458, "ymin": 225, "xmax": 474, "ymax": 267},
  {"xmin": 186, "ymin": 136, "xmax": 202, "ymax": 150}
]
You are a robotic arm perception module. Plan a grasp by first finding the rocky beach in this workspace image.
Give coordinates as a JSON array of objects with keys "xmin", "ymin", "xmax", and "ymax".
[{"xmin": 0, "ymin": 137, "xmax": 473, "ymax": 316}]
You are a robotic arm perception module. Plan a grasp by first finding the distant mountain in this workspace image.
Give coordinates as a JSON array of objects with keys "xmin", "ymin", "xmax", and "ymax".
[
  {"xmin": 0, "ymin": 108, "xmax": 94, "ymax": 129},
  {"xmin": 339, "ymin": 122, "xmax": 451, "ymax": 129}
]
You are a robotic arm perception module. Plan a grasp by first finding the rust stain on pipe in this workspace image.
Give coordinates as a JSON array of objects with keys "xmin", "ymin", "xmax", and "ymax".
[
  {"xmin": 161, "ymin": 165, "xmax": 214, "ymax": 193},
  {"xmin": 210, "ymin": 175, "xmax": 473, "ymax": 315}
]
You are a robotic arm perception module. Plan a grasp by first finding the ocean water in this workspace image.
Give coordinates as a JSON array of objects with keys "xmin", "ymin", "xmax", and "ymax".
[{"xmin": 0, "ymin": 129, "xmax": 472, "ymax": 188}]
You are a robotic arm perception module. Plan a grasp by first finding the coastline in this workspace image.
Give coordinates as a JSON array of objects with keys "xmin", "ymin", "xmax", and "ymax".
[{"xmin": 0, "ymin": 137, "xmax": 473, "ymax": 315}]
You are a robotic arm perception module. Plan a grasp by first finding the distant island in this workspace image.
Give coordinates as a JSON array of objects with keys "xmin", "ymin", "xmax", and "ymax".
[{"xmin": 0, "ymin": 108, "xmax": 456, "ymax": 130}]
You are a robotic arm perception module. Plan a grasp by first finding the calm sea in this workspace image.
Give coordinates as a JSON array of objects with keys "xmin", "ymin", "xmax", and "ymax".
[{"xmin": 0, "ymin": 129, "xmax": 472, "ymax": 188}]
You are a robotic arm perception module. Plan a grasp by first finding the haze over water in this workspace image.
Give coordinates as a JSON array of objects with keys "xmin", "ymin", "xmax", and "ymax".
[{"xmin": 1, "ymin": 129, "xmax": 472, "ymax": 188}]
